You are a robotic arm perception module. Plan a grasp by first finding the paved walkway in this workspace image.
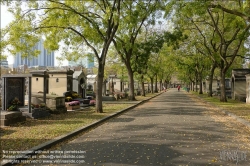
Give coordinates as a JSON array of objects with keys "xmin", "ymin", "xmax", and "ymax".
[{"xmin": 27, "ymin": 89, "xmax": 250, "ymax": 166}]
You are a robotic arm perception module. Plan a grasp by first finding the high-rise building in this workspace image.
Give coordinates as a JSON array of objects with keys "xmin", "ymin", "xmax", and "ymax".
[
  {"xmin": 0, "ymin": 60, "xmax": 9, "ymax": 68},
  {"xmin": 68, "ymin": 53, "xmax": 95, "ymax": 68},
  {"xmin": 13, "ymin": 39, "xmax": 55, "ymax": 68}
]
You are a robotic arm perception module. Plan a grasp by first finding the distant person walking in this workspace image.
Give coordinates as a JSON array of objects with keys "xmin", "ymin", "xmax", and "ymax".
[
  {"xmin": 177, "ymin": 85, "xmax": 181, "ymax": 92},
  {"xmin": 163, "ymin": 86, "xmax": 166, "ymax": 92}
]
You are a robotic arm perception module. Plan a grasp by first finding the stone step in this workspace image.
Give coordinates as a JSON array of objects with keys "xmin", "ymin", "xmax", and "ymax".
[
  {"xmin": 1, "ymin": 111, "xmax": 23, "ymax": 119},
  {"xmin": 1, "ymin": 111, "xmax": 26, "ymax": 127}
]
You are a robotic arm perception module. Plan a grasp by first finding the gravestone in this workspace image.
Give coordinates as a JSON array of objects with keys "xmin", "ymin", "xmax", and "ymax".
[
  {"xmin": 2, "ymin": 76, "xmax": 25, "ymax": 110},
  {"xmin": 1, "ymin": 74, "xmax": 32, "ymax": 126}
]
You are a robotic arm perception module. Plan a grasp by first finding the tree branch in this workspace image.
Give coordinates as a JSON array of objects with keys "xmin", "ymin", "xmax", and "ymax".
[{"xmin": 209, "ymin": 4, "xmax": 250, "ymax": 22}]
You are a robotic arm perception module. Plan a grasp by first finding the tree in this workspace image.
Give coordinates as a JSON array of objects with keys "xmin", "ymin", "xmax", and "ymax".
[
  {"xmin": 209, "ymin": 0, "xmax": 250, "ymax": 22},
  {"xmin": 133, "ymin": 30, "xmax": 165, "ymax": 96},
  {"xmin": 170, "ymin": 0, "xmax": 250, "ymax": 102},
  {"xmin": 1, "ymin": 0, "xmax": 121, "ymax": 113},
  {"xmin": 113, "ymin": 0, "xmax": 167, "ymax": 100},
  {"xmin": 159, "ymin": 44, "xmax": 178, "ymax": 89}
]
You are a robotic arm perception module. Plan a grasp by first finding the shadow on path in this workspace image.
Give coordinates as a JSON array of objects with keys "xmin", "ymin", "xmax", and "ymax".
[{"xmin": 25, "ymin": 89, "xmax": 250, "ymax": 166}]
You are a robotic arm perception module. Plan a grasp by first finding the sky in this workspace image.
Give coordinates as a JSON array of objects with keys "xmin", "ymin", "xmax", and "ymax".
[{"xmin": 0, "ymin": 5, "xmax": 67, "ymax": 66}]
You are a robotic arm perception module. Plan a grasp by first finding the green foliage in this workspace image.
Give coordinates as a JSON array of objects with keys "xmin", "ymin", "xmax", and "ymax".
[
  {"xmin": 2, "ymin": 0, "xmax": 120, "ymax": 62},
  {"xmin": 132, "ymin": 31, "xmax": 165, "ymax": 75},
  {"xmin": 112, "ymin": 1, "xmax": 167, "ymax": 99},
  {"xmin": 2, "ymin": 0, "xmax": 122, "ymax": 112},
  {"xmin": 169, "ymin": 0, "xmax": 249, "ymax": 77}
]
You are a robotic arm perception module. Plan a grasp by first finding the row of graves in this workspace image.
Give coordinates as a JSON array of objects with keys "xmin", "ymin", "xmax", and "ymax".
[
  {"xmin": 203, "ymin": 69, "xmax": 250, "ymax": 103},
  {"xmin": 0, "ymin": 69, "xmax": 96, "ymax": 127}
]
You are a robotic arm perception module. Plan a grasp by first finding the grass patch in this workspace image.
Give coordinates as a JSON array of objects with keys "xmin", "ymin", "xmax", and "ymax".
[
  {"xmin": 0, "ymin": 93, "xmax": 160, "ymax": 153},
  {"xmin": 135, "ymin": 93, "xmax": 160, "ymax": 101},
  {"xmin": 190, "ymin": 91, "xmax": 250, "ymax": 122}
]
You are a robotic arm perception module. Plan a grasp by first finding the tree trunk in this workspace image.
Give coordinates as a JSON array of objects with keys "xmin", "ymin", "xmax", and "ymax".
[
  {"xmin": 220, "ymin": 69, "xmax": 227, "ymax": 102},
  {"xmin": 208, "ymin": 64, "xmax": 216, "ymax": 97},
  {"xmin": 165, "ymin": 80, "xmax": 168, "ymax": 89},
  {"xmin": 127, "ymin": 67, "xmax": 135, "ymax": 100},
  {"xmin": 195, "ymin": 78, "xmax": 198, "ymax": 92},
  {"xmin": 159, "ymin": 80, "xmax": 162, "ymax": 91},
  {"xmin": 96, "ymin": 64, "xmax": 104, "ymax": 113},
  {"xmin": 199, "ymin": 80, "xmax": 203, "ymax": 94},
  {"xmin": 199, "ymin": 74, "xmax": 203, "ymax": 94},
  {"xmin": 141, "ymin": 75, "xmax": 145, "ymax": 96},
  {"xmin": 154, "ymin": 75, "xmax": 158, "ymax": 93},
  {"xmin": 150, "ymin": 77, "xmax": 154, "ymax": 94}
]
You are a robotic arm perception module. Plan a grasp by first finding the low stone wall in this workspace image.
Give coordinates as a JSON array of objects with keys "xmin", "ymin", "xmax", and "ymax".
[
  {"xmin": 102, "ymin": 96, "xmax": 116, "ymax": 101},
  {"xmin": 1, "ymin": 111, "xmax": 26, "ymax": 127},
  {"xmin": 31, "ymin": 93, "xmax": 67, "ymax": 114}
]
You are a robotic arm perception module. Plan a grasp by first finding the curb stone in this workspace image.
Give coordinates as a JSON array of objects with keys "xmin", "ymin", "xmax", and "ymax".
[
  {"xmin": 192, "ymin": 93, "xmax": 250, "ymax": 130},
  {"xmin": 1, "ymin": 92, "xmax": 163, "ymax": 166}
]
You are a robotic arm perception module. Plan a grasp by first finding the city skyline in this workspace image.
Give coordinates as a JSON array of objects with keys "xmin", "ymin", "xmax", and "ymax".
[
  {"xmin": 13, "ymin": 39, "xmax": 55, "ymax": 68},
  {"xmin": 1, "ymin": 5, "xmax": 68, "ymax": 66}
]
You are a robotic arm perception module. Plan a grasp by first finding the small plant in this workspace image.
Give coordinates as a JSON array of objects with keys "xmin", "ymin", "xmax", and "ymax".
[
  {"xmin": 31, "ymin": 103, "xmax": 46, "ymax": 109},
  {"xmin": 7, "ymin": 97, "xmax": 22, "ymax": 111},
  {"xmin": 72, "ymin": 93, "xmax": 81, "ymax": 98},
  {"xmin": 65, "ymin": 96, "xmax": 72, "ymax": 102}
]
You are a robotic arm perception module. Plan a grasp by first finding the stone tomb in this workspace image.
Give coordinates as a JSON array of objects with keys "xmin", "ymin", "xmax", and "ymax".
[
  {"xmin": 29, "ymin": 71, "xmax": 66, "ymax": 114},
  {"xmin": 231, "ymin": 69, "xmax": 250, "ymax": 102},
  {"xmin": 246, "ymin": 74, "xmax": 250, "ymax": 104},
  {"xmin": 73, "ymin": 70, "xmax": 87, "ymax": 98},
  {"xmin": 31, "ymin": 93, "xmax": 66, "ymax": 114},
  {"xmin": 21, "ymin": 72, "xmax": 50, "ymax": 119},
  {"xmin": 204, "ymin": 79, "xmax": 219, "ymax": 95},
  {"xmin": 30, "ymin": 69, "xmax": 74, "ymax": 96},
  {"xmin": 1, "ymin": 74, "xmax": 31, "ymax": 126}
]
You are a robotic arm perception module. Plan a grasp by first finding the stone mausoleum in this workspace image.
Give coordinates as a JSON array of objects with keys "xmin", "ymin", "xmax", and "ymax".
[
  {"xmin": 231, "ymin": 69, "xmax": 250, "ymax": 102},
  {"xmin": 73, "ymin": 70, "xmax": 87, "ymax": 98},
  {"xmin": 30, "ymin": 69, "xmax": 74, "ymax": 96}
]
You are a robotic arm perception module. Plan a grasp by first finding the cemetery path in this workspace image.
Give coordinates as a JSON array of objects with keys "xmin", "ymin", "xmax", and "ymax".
[{"xmin": 25, "ymin": 88, "xmax": 250, "ymax": 166}]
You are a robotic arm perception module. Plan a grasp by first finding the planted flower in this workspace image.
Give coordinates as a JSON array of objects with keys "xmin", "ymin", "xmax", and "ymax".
[
  {"xmin": 67, "ymin": 101, "xmax": 80, "ymax": 106},
  {"xmin": 31, "ymin": 103, "xmax": 46, "ymax": 109},
  {"xmin": 65, "ymin": 97, "xmax": 72, "ymax": 102},
  {"xmin": 11, "ymin": 97, "xmax": 22, "ymax": 105},
  {"xmin": 72, "ymin": 93, "xmax": 81, "ymax": 98}
]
